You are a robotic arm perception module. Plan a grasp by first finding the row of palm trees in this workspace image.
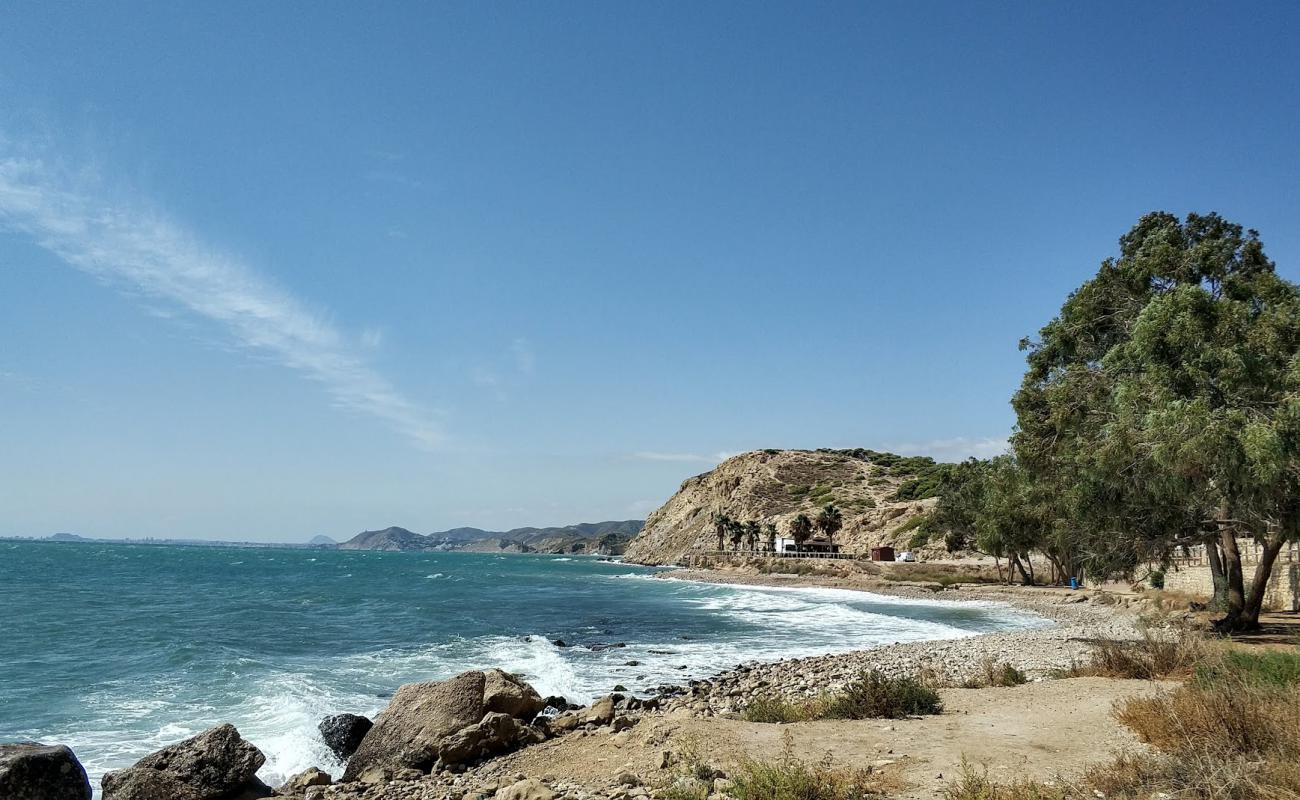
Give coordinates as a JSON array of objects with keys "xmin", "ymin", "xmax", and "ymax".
[{"xmin": 711, "ymin": 503, "xmax": 843, "ymax": 554}]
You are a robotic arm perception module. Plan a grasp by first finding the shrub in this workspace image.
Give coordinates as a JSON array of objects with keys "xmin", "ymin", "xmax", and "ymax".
[
  {"xmin": 1196, "ymin": 649, "xmax": 1300, "ymax": 688},
  {"xmin": 741, "ymin": 696, "xmax": 809, "ymax": 724},
  {"xmin": 1148, "ymin": 568, "xmax": 1165, "ymax": 589},
  {"xmin": 741, "ymin": 672, "xmax": 942, "ymax": 723},
  {"xmin": 822, "ymin": 671, "xmax": 942, "ymax": 719},
  {"xmin": 732, "ymin": 732, "xmax": 892, "ymax": 800},
  {"xmin": 942, "ymin": 760, "xmax": 1067, "ymax": 800},
  {"xmin": 962, "ymin": 659, "xmax": 1028, "ymax": 688},
  {"xmin": 1057, "ymin": 624, "xmax": 1204, "ymax": 680}
]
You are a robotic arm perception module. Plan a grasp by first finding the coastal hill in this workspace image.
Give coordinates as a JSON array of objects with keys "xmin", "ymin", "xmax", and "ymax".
[
  {"xmin": 623, "ymin": 448, "xmax": 948, "ymax": 565},
  {"xmin": 338, "ymin": 520, "xmax": 643, "ymax": 555}
]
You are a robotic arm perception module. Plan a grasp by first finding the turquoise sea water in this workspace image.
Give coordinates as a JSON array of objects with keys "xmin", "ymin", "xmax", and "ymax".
[{"xmin": 1, "ymin": 541, "xmax": 1047, "ymax": 791}]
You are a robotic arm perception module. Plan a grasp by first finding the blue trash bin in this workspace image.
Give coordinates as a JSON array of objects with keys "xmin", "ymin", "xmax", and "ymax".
[{"xmin": 1069, "ymin": 576, "xmax": 1079, "ymax": 590}]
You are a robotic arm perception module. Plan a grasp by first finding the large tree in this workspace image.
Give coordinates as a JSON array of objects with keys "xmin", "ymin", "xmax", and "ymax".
[{"xmin": 1013, "ymin": 212, "xmax": 1300, "ymax": 630}]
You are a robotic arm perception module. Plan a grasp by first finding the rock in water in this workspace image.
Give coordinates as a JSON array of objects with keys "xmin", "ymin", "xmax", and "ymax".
[
  {"xmin": 317, "ymin": 714, "xmax": 372, "ymax": 761},
  {"xmin": 0, "ymin": 743, "xmax": 92, "ymax": 800},
  {"xmin": 101, "ymin": 724, "xmax": 269, "ymax": 800},
  {"xmin": 342, "ymin": 670, "xmax": 487, "ymax": 780}
]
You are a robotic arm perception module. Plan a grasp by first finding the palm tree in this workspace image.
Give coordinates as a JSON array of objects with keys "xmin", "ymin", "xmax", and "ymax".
[
  {"xmin": 728, "ymin": 519, "xmax": 745, "ymax": 552},
  {"xmin": 743, "ymin": 521, "xmax": 760, "ymax": 552},
  {"xmin": 712, "ymin": 512, "xmax": 731, "ymax": 552},
  {"xmin": 763, "ymin": 523, "xmax": 778, "ymax": 553},
  {"xmin": 815, "ymin": 503, "xmax": 843, "ymax": 546},
  {"xmin": 790, "ymin": 514, "xmax": 813, "ymax": 553}
]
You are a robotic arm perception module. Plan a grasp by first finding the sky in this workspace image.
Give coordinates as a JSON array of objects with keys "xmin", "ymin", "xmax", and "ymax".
[{"xmin": 2, "ymin": 2, "xmax": 1298, "ymax": 540}]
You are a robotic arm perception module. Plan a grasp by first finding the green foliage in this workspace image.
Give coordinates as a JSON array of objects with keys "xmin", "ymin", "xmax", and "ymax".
[
  {"xmin": 1195, "ymin": 650, "xmax": 1300, "ymax": 688},
  {"xmin": 1148, "ymin": 568, "xmax": 1166, "ymax": 589},
  {"xmin": 961, "ymin": 659, "xmax": 1028, "ymax": 688},
  {"xmin": 742, "ymin": 671, "xmax": 942, "ymax": 723},
  {"xmin": 821, "ymin": 671, "xmax": 942, "ymax": 719},
  {"xmin": 1011, "ymin": 212, "xmax": 1300, "ymax": 626},
  {"xmin": 908, "ymin": 527, "xmax": 931, "ymax": 550},
  {"xmin": 815, "ymin": 503, "xmax": 843, "ymax": 542}
]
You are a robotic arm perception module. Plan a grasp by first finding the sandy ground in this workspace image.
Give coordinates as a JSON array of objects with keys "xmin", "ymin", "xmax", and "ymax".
[{"xmin": 473, "ymin": 678, "xmax": 1164, "ymax": 799}]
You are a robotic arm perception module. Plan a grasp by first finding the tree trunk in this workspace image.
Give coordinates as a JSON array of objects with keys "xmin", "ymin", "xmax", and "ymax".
[
  {"xmin": 1011, "ymin": 553, "xmax": 1033, "ymax": 585},
  {"xmin": 1205, "ymin": 536, "xmax": 1228, "ymax": 610},
  {"xmin": 1240, "ymin": 535, "xmax": 1286, "ymax": 629},
  {"xmin": 993, "ymin": 556, "xmax": 1004, "ymax": 583},
  {"xmin": 1214, "ymin": 522, "xmax": 1249, "ymax": 631}
]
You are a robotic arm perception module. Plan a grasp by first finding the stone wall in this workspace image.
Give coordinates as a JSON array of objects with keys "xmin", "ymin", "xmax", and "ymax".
[{"xmin": 1162, "ymin": 554, "xmax": 1300, "ymax": 612}]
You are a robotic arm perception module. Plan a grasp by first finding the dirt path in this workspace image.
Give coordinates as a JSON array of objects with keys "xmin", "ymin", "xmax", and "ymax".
[{"xmin": 473, "ymin": 677, "xmax": 1163, "ymax": 799}]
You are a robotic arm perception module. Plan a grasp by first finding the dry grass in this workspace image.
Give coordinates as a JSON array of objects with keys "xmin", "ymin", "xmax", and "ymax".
[
  {"xmin": 1056, "ymin": 621, "xmax": 1205, "ymax": 680},
  {"xmin": 947, "ymin": 640, "xmax": 1300, "ymax": 800},
  {"xmin": 730, "ymin": 731, "xmax": 899, "ymax": 800},
  {"xmin": 942, "ymin": 760, "xmax": 1068, "ymax": 800}
]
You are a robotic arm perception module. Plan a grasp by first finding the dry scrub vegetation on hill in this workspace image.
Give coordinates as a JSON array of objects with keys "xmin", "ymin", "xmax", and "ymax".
[{"xmin": 623, "ymin": 449, "xmax": 953, "ymax": 565}]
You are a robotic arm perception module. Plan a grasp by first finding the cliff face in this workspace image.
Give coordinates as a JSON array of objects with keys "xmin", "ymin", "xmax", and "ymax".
[{"xmin": 622, "ymin": 449, "xmax": 940, "ymax": 565}]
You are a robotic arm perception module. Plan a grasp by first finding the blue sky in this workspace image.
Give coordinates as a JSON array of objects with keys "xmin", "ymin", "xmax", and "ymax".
[{"xmin": 2, "ymin": 2, "xmax": 1298, "ymax": 540}]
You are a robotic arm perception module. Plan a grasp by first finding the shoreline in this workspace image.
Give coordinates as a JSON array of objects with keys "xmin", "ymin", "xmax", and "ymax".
[{"xmin": 645, "ymin": 567, "xmax": 1145, "ymax": 703}]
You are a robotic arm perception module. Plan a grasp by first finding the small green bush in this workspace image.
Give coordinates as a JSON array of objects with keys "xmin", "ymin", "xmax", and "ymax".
[
  {"xmin": 963, "ymin": 659, "xmax": 1028, "ymax": 688},
  {"xmin": 822, "ymin": 671, "xmax": 943, "ymax": 719},
  {"xmin": 1148, "ymin": 568, "xmax": 1166, "ymax": 589},
  {"xmin": 740, "ymin": 696, "xmax": 809, "ymax": 723}
]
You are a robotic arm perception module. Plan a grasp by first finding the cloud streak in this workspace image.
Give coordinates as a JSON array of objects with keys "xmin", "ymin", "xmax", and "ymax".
[{"xmin": 0, "ymin": 153, "xmax": 442, "ymax": 449}]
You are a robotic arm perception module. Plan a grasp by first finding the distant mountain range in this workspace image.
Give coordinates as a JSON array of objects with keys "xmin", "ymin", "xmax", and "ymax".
[
  {"xmin": 6, "ymin": 521, "xmax": 643, "ymax": 556},
  {"xmin": 338, "ymin": 520, "xmax": 644, "ymax": 555}
]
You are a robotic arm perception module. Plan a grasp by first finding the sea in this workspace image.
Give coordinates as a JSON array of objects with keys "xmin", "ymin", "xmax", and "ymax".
[{"xmin": 0, "ymin": 540, "xmax": 1048, "ymax": 793}]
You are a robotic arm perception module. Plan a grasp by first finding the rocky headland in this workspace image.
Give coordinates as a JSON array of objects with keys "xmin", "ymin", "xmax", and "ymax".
[{"xmin": 623, "ymin": 450, "xmax": 948, "ymax": 566}]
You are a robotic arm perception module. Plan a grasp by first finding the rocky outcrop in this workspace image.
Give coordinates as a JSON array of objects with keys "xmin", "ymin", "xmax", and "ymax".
[
  {"xmin": 338, "ymin": 522, "xmax": 642, "ymax": 555},
  {"xmin": 623, "ymin": 449, "xmax": 942, "ymax": 565},
  {"xmin": 101, "ymin": 724, "xmax": 269, "ymax": 800},
  {"xmin": 317, "ymin": 715, "xmax": 372, "ymax": 762},
  {"xmin": 0, "ymin": 743, "xmax": 92, "ymax": 800},
  {"xmin": 342, "ymin": 669, "xmax": 547, "ymax": 781}
]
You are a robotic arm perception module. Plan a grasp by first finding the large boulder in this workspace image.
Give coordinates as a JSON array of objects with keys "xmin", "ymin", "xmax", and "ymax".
[
  {"xmin": 317, "ymin": 715, "xmax": 372, "ymax": 761},
  {"xmin": 0, "ymin": 743, "xmax": 92, "ymax": 800},
  {"xmin": 101, "ymin": 724, "xmax": 269, "ymax": 800},
  {"xmin": 342, "ymin": 671, "xmax": 487, "ymax": 780},
  {"xmin": 342, "ymin": 669, "xmax": 555, "ymax": 781},
  {"xmin": 482, "ymin": 670, "xmax": 545, "ymax": 720}
]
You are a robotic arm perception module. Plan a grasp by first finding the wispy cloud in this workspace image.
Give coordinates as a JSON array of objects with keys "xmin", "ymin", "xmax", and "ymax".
[
  {"xmin": 0, "ymin": 152, "xmax": 443, "ymax": 449},
  {"xmin": 631, "ymin": 451, "xmax": 736, "ymax": 464},
  {"xmin": 884, "ymin": 436, "xmax": 1009, "ymax": 462}
]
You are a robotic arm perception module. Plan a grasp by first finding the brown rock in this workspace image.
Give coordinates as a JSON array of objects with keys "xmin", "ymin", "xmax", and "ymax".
[
  {"xmin": 342, "ymin": 671, "xmax": 487, "ymax": 780},
  {"xmin": 102, "ymin": 725, "xmax": 267, "ymax": 800},
  {"xmin": 495, "ymin": 778, "xmax": 554, "ymax": 800},
  {"xmin": 482, "ymin": 670, "xmax": 546, "ymax": 720},
  {"xmin": 585, "ymin": 697, "xmax": 616, "ymax": 726}
]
